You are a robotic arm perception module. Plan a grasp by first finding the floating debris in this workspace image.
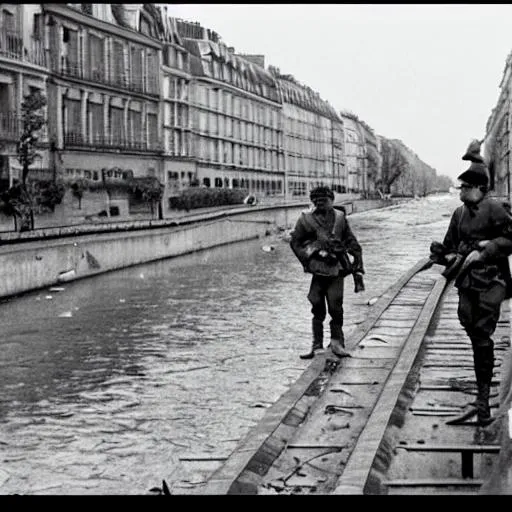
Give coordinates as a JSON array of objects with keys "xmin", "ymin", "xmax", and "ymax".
[
  {"xmin": 57, "ymin": 269, "xmax": 76, "ymax": 282},
  {"xmin": 149, "ymin": 479, "xmax": 172, "ymax": 495}
]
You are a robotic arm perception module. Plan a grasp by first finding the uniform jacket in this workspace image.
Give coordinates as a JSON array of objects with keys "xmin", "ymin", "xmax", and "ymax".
[
  {"xmin": 442, "ymin": 196, "xmax": 512, "ymax": 294},
  {"xmin": 290, "ymin": 206, "xmax": 363, "ymax": 277}
]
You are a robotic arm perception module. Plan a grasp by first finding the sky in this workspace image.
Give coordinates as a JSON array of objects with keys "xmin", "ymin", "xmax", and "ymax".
[{"xmin": 167, "ymin": 3, "xmax": 512, "ymax": 182}]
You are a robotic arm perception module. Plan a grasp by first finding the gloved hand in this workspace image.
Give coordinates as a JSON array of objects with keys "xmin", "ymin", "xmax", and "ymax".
[{"xmin": 353, "ymin": 272, "xmax": 365, "ymax": 293}]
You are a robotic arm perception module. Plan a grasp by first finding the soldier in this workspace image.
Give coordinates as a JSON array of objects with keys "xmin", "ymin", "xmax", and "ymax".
[
  {"xmin": 433, "ymin": 141, "xmax": 512, "ymax": 426},
  {"xmin": 290, "ymin": 186, "xmax": 365, "ymax": 360}
]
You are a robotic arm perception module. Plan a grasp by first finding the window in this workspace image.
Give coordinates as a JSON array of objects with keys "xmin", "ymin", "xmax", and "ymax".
[
  {"xmin": 64, "ymin": 98, "xmax": 82, "ymax": 144},
  {"xmin": 88, "ymin": 34, "xmax": 104, "ymax": 81},
  {"xmin": 147, "ymin": 113, "xmax": 158, "ymax": 149},
  {"xmin": 33, "ymin": 13, "xmax": 43, "ymax": 40},
  {"xmin": 81, "ymin": 4, "xmax": 93, "ymax": 15},
  {"xmin": 131, "ymin": 46, "xmax": 143, "ymax": 92},
  {"xmin": 63, "ymin": 27, "xmax": 79, "ymax": 75},
  {"xmin": 209, "ymin": 113, "xmax": 217, "ymax": 135},
  {"xmin": 2, "ymin": 10, "xmax": 15, "ymax": 32},
  {"xmin": 214, "ymin": 177, "xmax": 222, "ymax": 188},
  {"xmin": 109, "ymin": 106, "xmax": 124, "ymax": 145},
  {"xmin": 140, "ymin": 17, "xmax": 152, "ymax": 37},
  {"xmin": 112, "ymin": 41, "xmax": 125, "ymax": 86},
  {"xmin": 129, "ymin": 110, "xmax": 142, "ymax": 147},
  {"xmin": 203, "ymin": 177, "xmax": 211, "ymax": 187},
  {"xmin": 89, "ymin": 102, "xmax": 103, "ymax": 145},
  {"xmin": 146, "ymin": 51, "xmax": 157, "ymax": 93}
]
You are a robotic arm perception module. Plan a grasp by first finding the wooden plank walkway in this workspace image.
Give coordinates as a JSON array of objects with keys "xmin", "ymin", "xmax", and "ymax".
[
  {"xmin": 179, "ymin": 264, "xmax": 510, "ymax": 495},
  {"xmin": 188, "ymin": 259, "xmax": 448, "ymax": 494},
  {"xmin": 369, "ymin": 281, "xmax": 510, "ymax": 495}
]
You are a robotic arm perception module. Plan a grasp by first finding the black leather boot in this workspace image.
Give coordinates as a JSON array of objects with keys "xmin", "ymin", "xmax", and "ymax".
[
  {"xmin": 475, "ymin": 382, "xmax": 493, "ymax": 426},
  {"xmin": 300, "ymin": 319, "xmax": 324, "ymax": 360},
  {"xmin": 476, "ymin": 345, "xmax": 494, "ymax": 426},
  {"xmin": 446, "ymin": 344, "xmax": 494, "ymax": 426},
  {"xmin": 299, "ymin": 341, "xmax": 323, "ymax": 360},
  {"xmin": 329, "ymin": 338, "xmax": 351, "ymax": 358}
]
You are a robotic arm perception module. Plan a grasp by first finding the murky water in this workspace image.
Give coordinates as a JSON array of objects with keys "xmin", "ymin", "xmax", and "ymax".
[{"xmin": 0, "ymin": 193, "xmax": 462, "ymax": 494}]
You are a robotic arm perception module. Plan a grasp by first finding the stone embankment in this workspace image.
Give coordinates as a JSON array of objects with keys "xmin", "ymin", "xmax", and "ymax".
[{"xmin": 0, "ymin": 198, "xmax": 394, "ymax": 300}]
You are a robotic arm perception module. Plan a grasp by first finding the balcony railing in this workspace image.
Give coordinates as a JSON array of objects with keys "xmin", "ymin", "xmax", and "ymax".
[
  {"xmin": 64, "ymin": 132, "xmax": 162, "ymax": 152},
  {"xmin": 0, "ymin": 112, "xmax": 20, "ymax": 141},
  {"xmin": 0, "ymin": 30, "xmax": 47, "ymax": 67},
  {"xmin": 59, "ymin": 59, "xmax": 159, "ymax": 96}
]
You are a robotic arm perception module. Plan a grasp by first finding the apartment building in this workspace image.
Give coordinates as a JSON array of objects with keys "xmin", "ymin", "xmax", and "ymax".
[
  {"xmin": 176, "ymin": 20, "xmax": 285, "ymax": 197},
  {"xmin": 339, "ymin": 111, "xmax": 365, "ymax": 193},
  {"xmin": 274, "ymin": 74, "xmax": 344, "ymax": 197},
  {"xmin": 157, "ymin": 8, "xmax": 196, "ymax": 214},
  {"xmin": 358, "ymin": 120, "xmax": 381, "ymax": 196},
  {"xmin": 484, "ymin": 51, "xmax": 512, "ymax": 197},
  {"xmin": 0, "ymin": 3, "xmax": 49, "ymax": 188},
  {"xmin": 40, "ymin": 3, "xmax": 163, "ymax": 216}
]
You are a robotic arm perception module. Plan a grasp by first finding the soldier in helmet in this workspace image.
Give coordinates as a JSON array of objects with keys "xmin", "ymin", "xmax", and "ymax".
[
  {"xmin": 290, "ymin": 186, "xmax": 365, "ymax": 360},
  {"xmin": 432, "ymin": 141, "xmax": 512, "ymax": 426}
]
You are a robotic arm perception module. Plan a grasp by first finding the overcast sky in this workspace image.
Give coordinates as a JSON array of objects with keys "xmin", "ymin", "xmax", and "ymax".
[{"xmin": 168, "ymin": 3, "xmax": 512, "ymax": 182}]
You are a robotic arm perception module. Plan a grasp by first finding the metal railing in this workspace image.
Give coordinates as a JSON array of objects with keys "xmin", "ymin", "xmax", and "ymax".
[
  {"xmin": 0, "ymin": 31, "xmax": 46, "ymax": 67},
  {"xmin": 59, "ymin": 59, "xmax": 159, "ymax": 96},
  {"xmin": 64, "ymin": 132, "xmax": 162, "ymax": 152},
  {"xmin": 0, "ymin": 112, "xmax": 20, "ymax": 141}
]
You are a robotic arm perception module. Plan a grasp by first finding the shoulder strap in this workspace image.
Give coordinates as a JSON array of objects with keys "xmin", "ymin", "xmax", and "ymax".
[{"xmin": 301, "ymin": 210, "xmax": 344, "ymax": 238}]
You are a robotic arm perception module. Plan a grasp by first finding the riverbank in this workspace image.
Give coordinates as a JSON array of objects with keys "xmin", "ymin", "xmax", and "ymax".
[{"xmin": 0, "ymin": 197, "xmax": 399, "ymax": 300}]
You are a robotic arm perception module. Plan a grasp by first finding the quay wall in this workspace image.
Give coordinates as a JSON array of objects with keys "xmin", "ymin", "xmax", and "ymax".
[{"xmin": 0, "ymin": 198, "xmax": 394, "ymax": 300}]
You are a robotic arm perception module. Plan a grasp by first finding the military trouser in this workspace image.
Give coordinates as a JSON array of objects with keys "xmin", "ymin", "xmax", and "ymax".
[
  {"xmin": 457, "ymin": 283, "xmax": 506, "ymax": 421},
  {"xmin": 307, "ymin": 274, "xmax": 344, "ymax": 349}
]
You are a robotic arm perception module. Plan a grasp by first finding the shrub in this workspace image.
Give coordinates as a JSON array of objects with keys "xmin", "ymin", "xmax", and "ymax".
[{"xmin": 169, "ymin": 187, "xmax": 249, "ymax": 211}]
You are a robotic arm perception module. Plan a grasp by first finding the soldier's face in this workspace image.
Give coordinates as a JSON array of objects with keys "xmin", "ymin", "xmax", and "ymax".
[
  {"xmin": 312, "ymin": 196, "xmax": 333, "ymax": 212},
  {"xmin": 458, "ymin": 181, "xmax": 484, "ymax": 204}
]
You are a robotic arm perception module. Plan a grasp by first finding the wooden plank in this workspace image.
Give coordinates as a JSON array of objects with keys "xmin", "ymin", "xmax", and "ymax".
[
  {"xmin": 332, "ymin": 275, "xmax": 447, "ymax": 495},
  {"xmin": 395, "ymin": 444, "xmax": 500, "ymax": 453},
  {"xmin": 384, "ymin": 479, "xmax": 483, "ymax": 488}
]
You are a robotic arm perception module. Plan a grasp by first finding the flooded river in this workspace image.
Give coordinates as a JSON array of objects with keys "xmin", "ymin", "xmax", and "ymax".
[{"xmin": 0, "ymin": 193, "xmax": 462, "ymax": 494}]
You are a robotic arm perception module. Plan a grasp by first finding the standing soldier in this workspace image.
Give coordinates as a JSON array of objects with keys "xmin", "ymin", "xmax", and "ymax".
[
  {"xmin": 290, "ymin": 186, "xmax": 365, "ymax": 360},
  {"xmin": 432, "ymin": 141, "xmax": 512, "ymax": 426}
]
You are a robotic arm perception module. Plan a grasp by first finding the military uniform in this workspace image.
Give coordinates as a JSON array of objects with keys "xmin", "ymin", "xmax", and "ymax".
[
  {"xmin": 290, "ymin": 189, "xmax": 364, "ymax": 359},
  {"xmin": 437, "ymin": 141, "xmax": 512, "ymax": 425}
]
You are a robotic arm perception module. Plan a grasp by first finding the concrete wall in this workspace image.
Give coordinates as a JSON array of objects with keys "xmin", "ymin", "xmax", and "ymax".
[
  {"xmin": 0, "ymin": 198, "xmax": 396, "ymax": 300},
  {"xmin": 0, "ymin": 204, "xmax": 304, "ymax": 299}
]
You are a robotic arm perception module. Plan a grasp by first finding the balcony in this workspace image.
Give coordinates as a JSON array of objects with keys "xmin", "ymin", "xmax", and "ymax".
[
  {"xmin": 59, "ymin": 59, "xmax": 159, "ymax": 96},
  {"xmin": 0, "ymin": 112, "xmax": 20, "ymax": 142},
  {"xmin": 64, "ymin": 132, "xmax": 162, "ymax": 152},
  {"xmin": 0, "ymin": 30, "xmax": 47, "ymax": 67}
]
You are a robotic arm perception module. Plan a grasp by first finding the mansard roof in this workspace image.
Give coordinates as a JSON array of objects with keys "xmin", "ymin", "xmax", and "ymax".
[{"xmin": 276, "ymin": 76, "xmax": 341, "ymax": 123}]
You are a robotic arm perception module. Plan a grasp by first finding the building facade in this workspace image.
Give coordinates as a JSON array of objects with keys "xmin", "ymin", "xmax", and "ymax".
[
  {"xmin": 339, "ymin": 111, "xmax": 365, "ymax": 193},
  {"xmin": 0, "ymin": 3, "xmax": 49, "ymax": 188},
  {"xmin": 275, "ymin": 73, "xmax": 344, "ymax": 197},
  {"xmin": 176, "ymin": 20, "xmax": 285, "ymax": 198},
  {"xmin": 158, "ymin": 8, "xmax": 196, "ymax": 214},
  {"xmin": 41, "ymin": 3, "xmax": 163, "ymax": 217},
  {"xmin": 484, "ymin": 51, "xmax": 512, "ymax": 198},
  {"xmin": 359, "ymin": 120, "xmax": 381, "ymax": 197}
]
